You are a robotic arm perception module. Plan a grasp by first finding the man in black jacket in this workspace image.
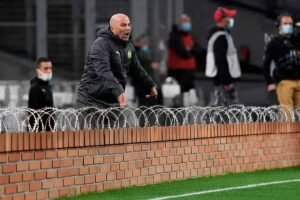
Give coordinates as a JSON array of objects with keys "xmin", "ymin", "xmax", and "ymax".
[
  {"xmin": 76, "ymin": 13, "xmax": 157, "ymax": 109},
  {"xmin": 28, "ymin": 57, "xmax": 54, "ymax": 131},
  {"xmin": 263, "ymin": 13, "xmax": 300, "ymax": 117}
]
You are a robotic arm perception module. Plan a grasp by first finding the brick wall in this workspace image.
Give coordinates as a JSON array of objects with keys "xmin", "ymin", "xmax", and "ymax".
[{"xmin": 0, "ymin": 122, "xmax": 300, "ymax": 199}]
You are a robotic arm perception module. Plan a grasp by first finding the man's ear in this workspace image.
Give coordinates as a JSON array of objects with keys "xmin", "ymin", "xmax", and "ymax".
[{"xmin": 36, "ymin": 68, "xmax": 40, "ymax": 76}]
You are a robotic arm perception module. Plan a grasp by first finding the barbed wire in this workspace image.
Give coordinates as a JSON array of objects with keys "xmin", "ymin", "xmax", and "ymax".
[{"xmin": 0, "ymin": 105, "xmax": 298, "ymax": 133}]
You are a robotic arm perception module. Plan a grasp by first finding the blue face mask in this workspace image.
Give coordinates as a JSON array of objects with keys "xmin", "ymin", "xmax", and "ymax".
[
  {"xmin": 282, "ymin": 24, "xmax": 293, "ymax": 35},
  {"xmin": 141, "ymin": 45, "xmax": 149, "ymax": 52},
  {"xmin": 182, "ymin": 22, "xmax": 192, "ymax": 32},
  {"xmin": 227, "ymin": 18, "xmax": 234, "ymax": 29}
]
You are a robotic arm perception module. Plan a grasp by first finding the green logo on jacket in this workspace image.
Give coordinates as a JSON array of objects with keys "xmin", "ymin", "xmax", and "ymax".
[{"xmin": 127, "ymin": 50, "xmax": 132, "ymax": 59}]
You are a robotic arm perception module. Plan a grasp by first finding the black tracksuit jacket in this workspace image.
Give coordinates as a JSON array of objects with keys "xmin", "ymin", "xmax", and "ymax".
[{"xmin": 76, "ymin": 28, "xmax": 156, "ymax": 108}]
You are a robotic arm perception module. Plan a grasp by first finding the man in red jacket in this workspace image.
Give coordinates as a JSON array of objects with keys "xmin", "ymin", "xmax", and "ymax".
[{"xmin": 167, "ymin": 14, "xmax": 201, "ymax": 106}]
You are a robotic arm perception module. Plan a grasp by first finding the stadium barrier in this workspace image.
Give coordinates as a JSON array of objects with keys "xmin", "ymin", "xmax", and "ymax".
[{"xmin": 0, "ymin": 106, "xmax": 300, "ymax": 199}]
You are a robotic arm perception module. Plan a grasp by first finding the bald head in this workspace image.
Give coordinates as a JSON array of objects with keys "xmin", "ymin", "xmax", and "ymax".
[{"xmin": 109, "ymin": 13, "xmax": 131, "ymax": 41}]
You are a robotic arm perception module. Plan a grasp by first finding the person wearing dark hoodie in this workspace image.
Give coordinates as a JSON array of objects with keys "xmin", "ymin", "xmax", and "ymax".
[
  {"xmin": 206, "ymin": 7, "xmax": 241, "ymax": 106},
  {"xmin": 76, "ymin": 13, "xmax": 157, "ymax": 109},
  {"xmin": 28, "ymin": 57, "xmax": 54, "ymax": 131}
]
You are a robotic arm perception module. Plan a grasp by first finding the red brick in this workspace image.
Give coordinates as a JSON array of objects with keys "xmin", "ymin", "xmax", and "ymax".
[
  {"xmin": 75, "ymin": 176, "xmax": 84, "ymax": 185},
  {"xmin": 24, "ymin": 192, "xmax": 36, "ymax": 200},
  {"xmin": 116, "ymin": 171, "xmax": 125, "ymax": 180},
  {"xmin": 13, "ymin": 194, "xmax": 25, "ymax": 200},
  {"xmin": 53, "ymin": 179, "xmax": 63, "ymax": 188},
  {"xmin": 103, "ymin": 155, "xmax": 114, "ymax": 163},
  {"xmin": 88, "ymin": 148, "xmax": 98, "ymax": 156},
  {"xmin": 23, "ymin": 173, "xmax": 34, "ymax": 182},
  {"xmin": 0, "ymin": 175, "xmax": 9, "ymax": 184},
  {"xmin": 74, "ymin": 158, "xmax": 83, "ymax": 166},
  {"xmin": 35, "ymin": 172, "xmax": 46, "ymax": 181},
  {"xmin": 119, "ymin": 162, "xmax": 128, "ymax": 171},
  {"xmin": 34, "ymin": 151, "xmax": 45, "ymax": 160},
  {"xmin": 137, "ymin": 176, "xmax": 145, "ymax": 185},
  {"xmin": 79, "ymin": 167, "xmax": 89, "ymax": 175},
  {"xmin": 53, "ymin": 160, "xmax": 61, "ymax": 168},
  {"xmin": 42, "ymin": 180, "xmax": 53, "ymax": 189},
  {"xmin": 67, "ymin": 149, "xmax": 78, "ymax": 157},
  {"xmin": 2, "ymin": 164, "xmax": 16, "ymax": 173},
  {"xmin": 89, "ymin": 166, "xmax": 99, "ymax": 174},
  {"xmin": 95, "ymin": 183, "xmax": 104, "ymax": 192},
  {"xmin": 154, "ymin": 150, "xmax": 162, "ymax": 157},
  {"xmin": 109, "ymin": 146, "xmax": 126, "ymax": 154},
  {"xmin": 41, "ymin": 160, "xmax": 52, "ymax": 169},
  {"xmin": 85, "ymin": 175, "xmax": 95, "ymax": 184},
  {"xmin": 80, "ymin": 185, "xmax": 90, "ymax": 193},
  {"xmin": 114, "ymin": 154, "xmax": 123, "ymax": 162},
  {"xmin": 100, "ymin": 164, "xmax": 110, "ymax": 173},
  {"xmin": 8, "ymin": 152, "xmax": 20, "ymax": 162},
  {"xmin": 159, "ymin": 157, "xmax": 166, "ymax": 165},
  {"xmin": 124, "ymin": 170, "xmax": 133, "ymax": 179},
  {"xmin": 153, "ymin": 174, "xmax": 161, "ymax": 183},
  {"xmin": 132, "ymin": 169, "xmax": 141, "ymax": 177},
  {"xmin": 135, "ymin": 160, "xmax": 143, "ymax": 169},
  {"xmin": 29, "ymin": 162, "xmax": 40, "ymax": 170},
  {"xmin": 59, "ymin": 188, "xmax": 71, "ymax": 196},
  {"xmin": 79, "ymin": 149, "xmax": 88, "ymax": 156},
  {"xmin": 164, "ymin": 165, "xmax": 172, "ymax": 172},
  {"xmin": 9, "ymin": 173, "xmax": 22, "ymax": 183},
  {"xmin": 36, "ymin": 191, "xmax": 48, "ymax": 200},
  {"xmin": 5, "ymin": 184, "xmax": 17, "ymax": 194},
  {"xmin": 94, "ymin": 156, "xmax": 103, "ymax": 164},
  {"xmin": 17, "ymin": 163, "xmax": 29, "ymax": 172},
  {"xmin": 107, "ymin": 172, "xmax": 116, "ymax": 181},
  {"xmin": 64, "ymin": 177, "xmax": 75, "ymax": 186},
  {"xmin": 103, "ymin": 182, "xmax": 114, "ymax": 190},
  {"xmin": 124, "ymin": 153, "xmax": 133, "ymax": 161},
  {"xmin": 144, "ymin": 159, "xmax": 152, "ymax": 167},
  {"xmin": 84, "ymin": 157, "xmax": 93, "ymax": 165},
  {"xmin": 17, "ymin": 183, "xmax": 29, "ymax": 193},
  {"xmin": 0, "ymin": 153, "xmax": 7, "ymax": 162},
  {"xmin": 56, "ymin": 149, "xmax": 67, "ymax": 158},
  {"xmin": 49, "ymin": 189, "xmax": 59, "ymax": 199},
  {"xmin": 62, "ymin": 159, "xmax": 73, "ymax": 167},
  {"xmin": 45, "ymin": 150, "xmax": 57, "ymax": 159},
  {"xmin": 96, "ymin": 173, "xmax": 106, "ymax": 182}
]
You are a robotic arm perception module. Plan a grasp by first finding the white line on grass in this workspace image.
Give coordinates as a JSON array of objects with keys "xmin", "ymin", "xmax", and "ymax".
[{"xmin": 149, "ymin": 179, "xmax": 300, "ymax": 200}]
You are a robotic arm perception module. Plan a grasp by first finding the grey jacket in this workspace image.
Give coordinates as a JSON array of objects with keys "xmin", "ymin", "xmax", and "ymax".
[{"xmin": 76, "ymin": 28, "xmax": 156, "ymax": 108}]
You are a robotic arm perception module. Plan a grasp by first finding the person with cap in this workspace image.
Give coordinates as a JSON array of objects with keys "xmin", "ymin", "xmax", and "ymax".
[
  {"xmin": 76, "ymin": 13, "xmax": 158, "ymax": 109},
  {"xmin": 206, "ymin": 7, "xmax": 241, "ymax": 106},
  {"xmin": 167, "ymin": 14, "xmax": 202, "ymax": 107},
  {"xmin": 263, "ymin": 12, "xmax": 300, "ymax": 119}
]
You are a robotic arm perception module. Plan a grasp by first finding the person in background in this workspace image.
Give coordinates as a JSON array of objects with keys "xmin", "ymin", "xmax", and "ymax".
[
  {"xmin": 133, "ymin": 34, "xmax": 163, "ymax": 106},
  {"xmin": 28, "ymin": 57, "xmax": 54, "ymax": 131},
  {"xmin": 263, "ymin": 12, "xmax": 300, "ymax": 119},
  {"xmin": 167, "ymin": 14, "xmax": 201, "ymax": 107},
  {"xmin": 76, "ymin": 13, "xmax": 157, "ymax": 109},
  {"xmin": 206, "ymin": 7, "xmax": 241, "ymax": 106}
]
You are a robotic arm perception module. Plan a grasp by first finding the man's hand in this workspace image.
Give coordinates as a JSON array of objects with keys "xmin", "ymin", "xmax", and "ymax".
[
  {"xmin": 145, "ymin": 87, "xmax": 158, "ymax": 98},
  {"xmin": 117, "ymin": 92, "xmax": 127, "ymax": 107},
  {"xmin": 267, "ymin": 84, "xmax": 276, "ymax": 92}
]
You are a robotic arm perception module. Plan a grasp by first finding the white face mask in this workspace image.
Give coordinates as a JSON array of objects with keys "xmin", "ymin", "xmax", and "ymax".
[
  {"xmin": 227, "ymin": 18, "xmax": 234, "ymax": 29},
  {"xmin": 37, "ymin": 69, "xmax": 52, "ymax": 81}
]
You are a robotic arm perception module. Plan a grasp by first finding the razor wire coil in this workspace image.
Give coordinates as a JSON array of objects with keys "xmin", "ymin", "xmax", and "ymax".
[{"xmin": 0, "ymin": 105, "xmax": 297, "ymax": 133}]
